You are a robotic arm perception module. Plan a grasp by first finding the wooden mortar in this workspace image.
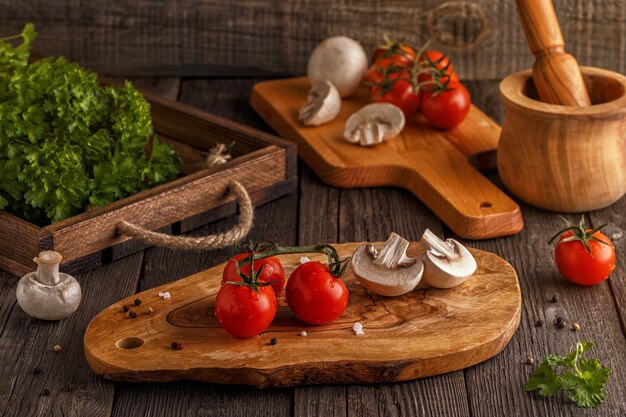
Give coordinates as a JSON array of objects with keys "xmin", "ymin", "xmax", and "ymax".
[{"xmin": 497, "ymin": 66, "xmax": 626, "ymax": 212}]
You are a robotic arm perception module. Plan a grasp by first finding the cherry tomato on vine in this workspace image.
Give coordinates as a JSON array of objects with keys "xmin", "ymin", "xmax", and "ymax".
[
  {"xmin": 366, "ymin": 58, "xmax": 420, "ymax": 118},
  {"xmin": 420, "ymin": 82, "xmax": 470, "ymax": 129},
  {"xmin": 417, "ymin": 50, "xmax": 459, "ymax": 86},
  {"xmin": 550, "ymin": 217, "xmax": 616, "ymax": 286},
  {"xmin": 222, "ymin": 253, "xmax": 285, "ymax": 296},
  {"xmin": 372, "ymin": 39, "xmax": 416, "ymax": 67},
  {"xmin": 286, "ymin": 261, "xmax": 349, "ymax": 325},
  {"xmin": 214, "ymin": 284, "xmax": 277, "ymax": 338}
]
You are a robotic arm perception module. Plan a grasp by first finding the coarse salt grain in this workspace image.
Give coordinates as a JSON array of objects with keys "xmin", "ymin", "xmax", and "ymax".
[
  {"xmin": 300, "ymin": 256, "xmax": 310, "ymax": 264},
  {"xmin": 159, "ymin": 292, "xmax": 171, "ymax": 300},
  {"xmin": 300, "ymin": 331, "xmax": 308, "ymax": 337},
  {"xmin": 352, "ymin": 322, "xmax": 364, "ymax": 335}
]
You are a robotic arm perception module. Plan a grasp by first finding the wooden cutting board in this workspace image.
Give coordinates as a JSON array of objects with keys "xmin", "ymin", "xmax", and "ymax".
[
  {"xmin": 84, "ymin": 242, "xmax": 521, "ymax": 388},
  {"xmin": 250, "ymin": 77, "xmax": 524, "ymax": 240}
]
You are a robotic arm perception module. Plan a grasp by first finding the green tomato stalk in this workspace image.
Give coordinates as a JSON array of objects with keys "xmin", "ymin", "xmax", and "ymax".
[{"xmin": 239, "ymin": 241, "xmax": 350, "ymax": 278}]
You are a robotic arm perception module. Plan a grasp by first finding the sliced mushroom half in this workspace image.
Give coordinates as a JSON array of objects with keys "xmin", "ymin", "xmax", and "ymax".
[
  {"xmin": 420, "ymin": 228, "xmax": 477, "ymax": 289},
  {"xmin": 299, "ymin": 80, "xmax": 341, "ymax": 126},
  {"xmin": 344, "ymin": 103, "xmax": 405, "ymax": 146},
  {"xmin": 351, "ymin": 232, "xmax": 424, "ymax": 297}
]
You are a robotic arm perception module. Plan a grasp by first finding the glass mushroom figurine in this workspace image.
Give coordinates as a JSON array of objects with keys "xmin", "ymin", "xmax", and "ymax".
[{"xmin": 16, "ymin": 251, "xmax": 82, "ymax": 320}]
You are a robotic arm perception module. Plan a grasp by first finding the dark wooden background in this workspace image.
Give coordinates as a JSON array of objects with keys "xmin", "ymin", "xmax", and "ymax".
[
  {"xmin": 0, "ymin": 0, "xmax": 624, "ymax": 79},
  {"xmin": 1, "ymin": 1, "xmax": 626, "ymax": 416}
]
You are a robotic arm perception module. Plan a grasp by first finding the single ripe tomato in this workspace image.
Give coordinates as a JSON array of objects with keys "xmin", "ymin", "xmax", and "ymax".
[
  {"xmin": 286, "ymin": 261, "xmax": 349, "ymax": 325},
  {"xmin": 215, "ymin": 284, "xmax": 277, "ymax": 338},
  {"xmin": 222, "ymin": 253, "xmax": 285, "ymax": 296},
  {"xmin": 372, "ymin": 39, "xmax": 416, "ymax": 67},
  {"xmin": 366, "ymin": 58, "xmax": 420, "ymax": 118},
  {"xmin": 553, "ymin": 229, "xmax": 616, "ymax": 286},
  {"xmin": 418, "ymin": 50, "xmax": 454, "ymax": 73},
  {"xmin": 417, "ymin": 50, "xmax": 459, "ymax": 86},
  {"xmin": 420, "ymin": 82, "xmax": 471, "ymax": 129}
]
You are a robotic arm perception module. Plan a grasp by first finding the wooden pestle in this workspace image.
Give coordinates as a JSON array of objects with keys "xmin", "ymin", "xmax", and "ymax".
[{"xmin": 515, "ymin": 0, "xmax": 591, "ymax": 106}]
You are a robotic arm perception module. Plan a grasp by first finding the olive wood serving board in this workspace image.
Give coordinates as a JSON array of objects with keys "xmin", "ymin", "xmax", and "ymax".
[
  {"xmin": 250, "ymin": 77, "xmax": 524, "ymax": 239},
  {"xmin": 84, "ymin": 242, "xmax": 521, "ymax": 388}
]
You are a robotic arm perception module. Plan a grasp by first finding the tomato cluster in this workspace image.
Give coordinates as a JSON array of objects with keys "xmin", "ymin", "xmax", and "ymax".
[
  {"xmin": 215, "ymin": 248, "xmax": 349, "ymax": 338},
  {"xmin": 365, "ymin": 37, "xmax": 471, "ymax": 129}
]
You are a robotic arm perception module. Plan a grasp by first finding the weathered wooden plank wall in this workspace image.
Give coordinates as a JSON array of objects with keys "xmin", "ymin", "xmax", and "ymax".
[{"xmin": 0, "ymin": 0, "xmax": 624, "ymax": 79}]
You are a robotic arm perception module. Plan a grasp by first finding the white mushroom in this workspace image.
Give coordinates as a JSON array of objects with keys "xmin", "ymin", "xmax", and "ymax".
[
  {"xmin": 16, "ymin": 251, "xmax": 82, "ymax": 320},
  {"xmin": 307, "ymin": 36, "xmax": 368, "ymax": 98},
  {"xmin": 299, "ymin": 80, "xmax": 341, "ymax": 126},
  {"xmin": 420, "ymin": 229, "xmax": 477, "ymax": 289},
  {"xmin": 344, "ymin": 103, "xmax": 405, "ymax": 146},
  {"xmin": 351, "ymin": 233, "xmax": 424, "ymax": 297}
]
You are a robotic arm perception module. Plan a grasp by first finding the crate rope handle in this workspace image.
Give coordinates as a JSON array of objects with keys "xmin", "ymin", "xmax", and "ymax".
[{"xmin": 116, "ymin": 180, "xmax": 253, "ymax": 250}]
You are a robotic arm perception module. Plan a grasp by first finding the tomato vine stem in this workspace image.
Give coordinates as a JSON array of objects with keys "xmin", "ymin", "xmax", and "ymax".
[{"xmin": 239, "ymin": 242, "xmax": 350, "ymax": 278}]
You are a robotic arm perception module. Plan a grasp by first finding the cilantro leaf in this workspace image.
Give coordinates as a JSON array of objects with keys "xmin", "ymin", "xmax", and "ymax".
[
  {"xmin": 561, "ymin": 358, "xmax": 611, "ymax": 408},
  {"xmin": 524, "ymin": 341, "xmax": 611, "ymax": 409},
  {"xmin": 524, "ymin": 362, "xmax": 562, "ymax": 396}
]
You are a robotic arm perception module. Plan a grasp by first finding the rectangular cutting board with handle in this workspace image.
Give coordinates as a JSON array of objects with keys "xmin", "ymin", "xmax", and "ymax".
[
  {"xmin": 250, "ymin": 77, "xmax": 524, "ymax": 239},
  {"xmin": 84, "ymin": 242, "xmax": 521, "ymax": 388}
]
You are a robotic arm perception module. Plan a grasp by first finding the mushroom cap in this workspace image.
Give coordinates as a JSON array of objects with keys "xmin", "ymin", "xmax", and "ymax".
[
  {"xmin": 307, "ymin": 36, "xmax": 368, "ymax": 98},
  {"xmin": 351, "ymin": 242, "xmax": 424, "ymax": 297},
  {"xmin": 16, "ymin": 272, "xmax": 81, "ymax": 320},
  {"xmin": 344, "ymin": 103, "xmax": 405, "ymax": 146},
  {"xmin": 299, "ymin": 80, "xmax": 341, "ymax": 126}
]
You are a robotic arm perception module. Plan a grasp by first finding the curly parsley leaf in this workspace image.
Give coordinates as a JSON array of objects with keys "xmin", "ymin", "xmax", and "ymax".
[
  {"xmin": 0, "ymin": 23, "xmax": 181, "ymax": 224},
  {"xmin": 524, "ymin": 341, "xmax": 611, "ymax": 408},
  {"xmin": 0, "ymin": 23, "xmax": 36, "ymax": 79}
]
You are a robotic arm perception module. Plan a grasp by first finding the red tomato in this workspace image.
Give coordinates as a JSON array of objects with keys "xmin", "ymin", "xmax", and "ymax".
[
  {"xmin": 214, "ymin": 284, "xmax": 277, "ymax": 338},
  {"xmin": 555, "ymin": 230, "xmax": 616, "ymax": 286},
  {"xmin": 285, "ymin": 261, "xmax": 349, "ymax": 325},
  {"xmin": 418, "ymin": 50, "xmax": 454, "ymax": 73},
  {"xmin": 417, "ymin": 50, "xmax": 459, "ymax": 86},
  {"xmin": 372, "ymin": 41, "xmax": 416, "ymax": 66},
  {"xmin": 366, "ymin": 58, "xmax": 420, "ymax": 118},
  {"xmin": 420, "ymin": 82, "xmax": 471, "ymax": 129},
  {"xmin": 222, "ymin": 253, "xmax": 285, "ymax": 296}
]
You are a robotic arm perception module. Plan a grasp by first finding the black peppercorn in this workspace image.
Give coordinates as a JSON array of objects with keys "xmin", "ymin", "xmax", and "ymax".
[
  {"xmin": 122, "ymin": 305, "xmax": 129, "ymax": 313},
  {"xmin": 171, "ymin": 342, "xmax": 178, "ymax": 350},
  {"xmin": 551, "ymin": 294, "xmax": 559, "ymax": 303},
  {"xmin": 33, "ymin": 367, "xmax": 42, "ymax": 375},
  {"xmin": 128, "ymin": 311, "xmax": 137, "ymax": 319},
  {"xmin": 134, "ymin": 299, "xmax": 142, "ymax": 306},
  {"xmin": 535, "ymin": 320, "xmax": 543, "ymax": 327},
  {"xmin": 270, "ymin": 338, "xmax": 278, "ymax": 345},
  {"xmin": 42, "ymin": 389, "xmax": 50, "ymax": 396},
  {"xmin": 555, "ymin": 317, "xmax": 566, "ymax": 329}
]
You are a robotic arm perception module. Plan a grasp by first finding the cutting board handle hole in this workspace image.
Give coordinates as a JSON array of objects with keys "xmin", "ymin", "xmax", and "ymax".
[
  {"xmin": 116, "ymin": 337, "xmax": 144, "ymax": 349},
  {"xmin": 480, "ymin": 202, "xmax": 493, "ymax": 208}
]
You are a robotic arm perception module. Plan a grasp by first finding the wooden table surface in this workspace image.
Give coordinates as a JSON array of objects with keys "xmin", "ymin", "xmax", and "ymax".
[{"xmin": 0, "ymin": 76, "xmax": 624, "ymax": 417}]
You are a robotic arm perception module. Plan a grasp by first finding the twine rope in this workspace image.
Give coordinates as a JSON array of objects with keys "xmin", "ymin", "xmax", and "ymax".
[{"xmin": 116, "ymin": 180, "xmax": 253, "ymax": 250}]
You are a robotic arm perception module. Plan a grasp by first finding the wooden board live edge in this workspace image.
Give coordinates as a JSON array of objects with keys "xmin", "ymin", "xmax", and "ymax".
[
  {"xmin": 84, "ymin": 241, "xmax": 521, "ymax": 388},
  {"xmin": 250, "ymin": 77, "xmax": 524, "ymax": 240}
]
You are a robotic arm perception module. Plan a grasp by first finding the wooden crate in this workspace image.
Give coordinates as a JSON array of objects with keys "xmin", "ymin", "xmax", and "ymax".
[{"xmin": 0, "ymin": 88, "xmax": 297, "ymax": 277}]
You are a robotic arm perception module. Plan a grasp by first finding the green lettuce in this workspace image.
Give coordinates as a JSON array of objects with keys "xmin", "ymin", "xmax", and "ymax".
[{"xmin": 0, "ymin": 24, "xmax": 181, "ymax": 224}]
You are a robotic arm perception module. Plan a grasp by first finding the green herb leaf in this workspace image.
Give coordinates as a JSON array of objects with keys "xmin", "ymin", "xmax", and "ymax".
[
  {"xmin": 524, "ymin": 341, "xmax": 611, "ymax": 409},
  {"xmin": 524, "ymin": 362, "xmax": 562, "ymax": 396},
  {"xmin": 0, "ymin": 23, "xmax": 181, "ymax": 224}
]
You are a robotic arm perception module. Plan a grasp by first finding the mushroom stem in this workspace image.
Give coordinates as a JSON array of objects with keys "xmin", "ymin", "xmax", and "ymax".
[
  {"xmin": 421, "ymin": 229, "xmax": 459, "ymax": 259},
  {"xmin": 370, "ymin": 233, "xmax": 416, "ymax": 268},
  {"xmin": 33, "ymin": 251, "xmax": 63, "ymax": 286}
]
